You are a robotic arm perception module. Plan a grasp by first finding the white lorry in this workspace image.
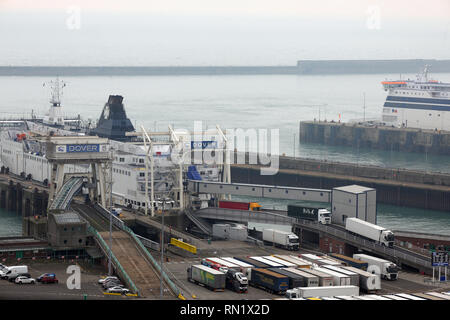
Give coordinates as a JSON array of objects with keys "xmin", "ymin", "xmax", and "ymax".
[
  {"xmin": 262, "ymin": 229, "xmax": 299, "ymax": 251},
  {"xmin": 345, "ymin": 218, "xmax": 394, "ymax": 247},
  {"xmin": 353, "ymin": 253, "xmax": 399, "ymax": 281},
  {"xmin": 342, "ymin": 266, "xmax": 381, "ymax": 292},
  {"xmin": 285, "ymin": 285, "xmax": 359, "ymax": 299}
]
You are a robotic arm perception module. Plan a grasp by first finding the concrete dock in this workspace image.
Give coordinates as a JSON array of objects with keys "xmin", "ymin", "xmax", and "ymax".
[{"xmin": 299, "ymin": 121, "xmax": 450, "ymax": 155}]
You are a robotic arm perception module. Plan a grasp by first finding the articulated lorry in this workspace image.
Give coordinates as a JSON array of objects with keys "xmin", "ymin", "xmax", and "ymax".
[
  {"xmin": 285, "ymin": 285, "xmax": 359, "ymax": 299},
  {"xmin": 262, "ymin": 229, "xmax": 299, "ymax": 251},
  {"xmin": 249, "ymin": 268, "xmax": 289, "ymax": 295},
  {"xmin": 219, "ymin": 201, "xmax": 261, "ymax": 211},
  {"xmin": 187, "ymin": 264, "xmax": 226, "ymax": 291},
  {"xmin": 226, "ymin": 269, "xmax": 248, "ymax": 293},
  {"xmin": 345, "ymin": 218, "xmax": 395, "ymax": 247},
  {"xmin": 287, "ymin": 205, "xmax": 332, "ymax": 224},
  {"xmin": 353, "ymin": 254, "xmax": 399, "ymax": 281}
]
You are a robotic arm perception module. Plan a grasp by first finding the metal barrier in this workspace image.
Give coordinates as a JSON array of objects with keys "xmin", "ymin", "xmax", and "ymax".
[
  {"xmin": 92, "ymin": 203, "xmax": 185, "ymax": 300},
  {"xmin": 295, "ymin": 219, "xmax": 431, "ymax": 268},
  {"xmin": 87, "ymin": 225, "xmax": 140, "ymax": 296}
]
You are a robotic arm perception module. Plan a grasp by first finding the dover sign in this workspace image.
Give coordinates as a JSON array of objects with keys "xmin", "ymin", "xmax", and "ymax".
[
  {"xmin": 431, "ymin": 251, "xmax": 449, "ymax": 267},
  {"xmin": 56, "ymin": 144, "xmax": 109, "ymax": 153}
]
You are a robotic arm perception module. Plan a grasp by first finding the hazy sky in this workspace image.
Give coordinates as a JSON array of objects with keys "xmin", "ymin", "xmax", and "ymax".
[{"xmin": 1, "ymin": 0, "xmax": 449, "ymax": 65}]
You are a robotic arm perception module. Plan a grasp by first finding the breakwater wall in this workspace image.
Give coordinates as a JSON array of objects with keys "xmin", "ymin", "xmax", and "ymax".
[{"xmin": 299, "ymin": 121, "xmax": 450, "ymax": 155}]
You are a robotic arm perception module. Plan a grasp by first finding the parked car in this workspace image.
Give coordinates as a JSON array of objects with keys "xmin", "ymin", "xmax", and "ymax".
[
  {"xmin": 106, "ymin": 286, "xmax": 129, "ymax": 294},
  {"xmin": 39, "ymin": 274, "xmax": 58, "ymax": 284},
  {"xmin": 15, "ymin": 276, "xmax": 36, "ymax": 284},
  {"xmin": 98, "ymin": 276, "xmax": 118, "ymax": 284},
  {"xmin": 102, "ymin": 278, "xmax": 122, "ymax": 287},
  {"xmin": 103, "ymin": 281, "xmax": 123, "ymax": 289},
  {"xmin": 8, "ymin": 272, "xmax": 31, "ymax": 282},
  {"xmin": 37, "ymin": 273, "xmax": 55, "ymax": 282}
]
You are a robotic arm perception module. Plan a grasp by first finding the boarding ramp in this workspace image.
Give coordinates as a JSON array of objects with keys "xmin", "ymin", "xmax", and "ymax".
[
  {"xmin": 188, "ymin": 180, "xmax": 331, "ymax": 203},
  {"xmin": 48, "ymin": 177, "xmax": 84, "ymax": 210},
  {"xmin": 184, "ymin": 207, "xmax": 213, "ymax": 236}
]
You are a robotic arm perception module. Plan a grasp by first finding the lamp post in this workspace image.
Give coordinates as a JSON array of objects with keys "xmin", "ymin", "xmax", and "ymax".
[{"xmin": 159, "ymin": 197, "xmax": 174, "ymax": 299}]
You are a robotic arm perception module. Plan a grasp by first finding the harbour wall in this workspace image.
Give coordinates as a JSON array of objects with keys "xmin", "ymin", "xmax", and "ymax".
[
  {"xmin": 2, "ymin": 59, "xmax": 450, "ymax": 76},
  {"xmin": 230, "ymin": 157, "xmax": 450, "ymax": 212},
  {"xmin": 299, "ymin": 121, "xmax": 450, "ymax": 155}
]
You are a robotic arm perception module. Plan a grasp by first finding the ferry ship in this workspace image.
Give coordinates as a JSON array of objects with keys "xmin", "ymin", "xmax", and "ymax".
[
  {"xmin": 0, "ymin": 79, "xmax": 223, "ymax": 211},
  {"xmin": 381, "ymin": 66, "xmax": 450, "ymax": 131}
]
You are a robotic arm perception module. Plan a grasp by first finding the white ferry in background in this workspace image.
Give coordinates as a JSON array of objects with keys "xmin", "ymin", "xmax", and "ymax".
[{"xmin": 381, "ymin": 66, "xmax": 450, "ymax": 131}]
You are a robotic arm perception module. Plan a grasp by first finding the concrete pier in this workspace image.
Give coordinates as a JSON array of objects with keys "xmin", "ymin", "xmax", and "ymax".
[{"xmin": 299, "ymin": 121, "xmax": 450, "ymax": 155}]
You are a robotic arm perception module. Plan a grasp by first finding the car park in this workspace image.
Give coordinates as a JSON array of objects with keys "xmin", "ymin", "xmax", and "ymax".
[
  {"xmin": 15, "ymin": 276, "xmax": 36, "ymax": 284},
  {"xmin": 106, "ymin": 286, "xmax": 129, "ymax": 294}
]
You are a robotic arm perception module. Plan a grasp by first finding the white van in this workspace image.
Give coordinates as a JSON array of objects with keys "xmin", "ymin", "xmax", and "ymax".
[{"xmin": 2, "ymin": 266, "xmax": 28, "ymax": 279}]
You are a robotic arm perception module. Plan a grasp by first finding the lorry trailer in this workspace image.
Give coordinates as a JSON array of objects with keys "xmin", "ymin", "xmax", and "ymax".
[
  {"xmin": 285, "ymin": 285, "xmax": 359, "ymax": 299},
  {"xmin": 287, "ymin": 205, "xmax": 331, "ymax": 224},
  {"xmin": 234, "ymin": 256, "xmax": 270, "ymax": 269},
  {"xmin": 218, "ymin": 201, "xmax": 261, "ymax": 211},
  {"xmin": 314, "ymin": 267, "xmax": 351, "ymax": 286},
  {"xmin": 262, "ymin": 229, "xmax": 299, "ymax": 251},
  {"xmin": 187, "ymin": 264, "xmax": 226, "ymax": 291},
  {"xmin": 262, "ymin": 256, "xmax": 297, "ymax": 267},
  {"xmin": 249, "ymin": 256, "xmax": 284, "ymax": 268},
  {"xmin": 342, "ymin": 266, "xmax": 381, "ymax": 292},
  {"xmin": 345, "ymin": 218, "xmax": 394, "ymax": 247},
  {"xmin": 249, "ymin": 268, "xmax": 289, "ymax": 295},
  {"xmin": 300, "ymin": 253, "xmax": 324, "ymax": 265},
  {"xmin": 329, "ymin": 253, "xmax": 369, "ymax": 270},
  {"xmin": 300, "ymin": 268, "xmax": 334, "ymax": 287},
  {"xmin": 316, "ymin": 258, "xmax": 343, "ymax": 266},
  {"xmin": 206, "ymin": 257, "xmax": 240, "ymax": 269},
  {"xmin": 273, "ymin": 255, "xmax": 312, "ymax": 268},
  {"xmin": 282, "ymin": 268, "xmax": 319, "ymax": 287},
  {"xmin": 322, "ymin": 265, "xmax": 360, "ymax": 286},
  {"xmin": 268, "ymin": 268, "xmax": 305, "ymax": 289},
  {"xmin": 353, "ymin": 254, "xmax": 399, "ymax": 281},
  {"xmin": 220, "ymin": 257, "xmax": 253, "ymax": 277}
]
